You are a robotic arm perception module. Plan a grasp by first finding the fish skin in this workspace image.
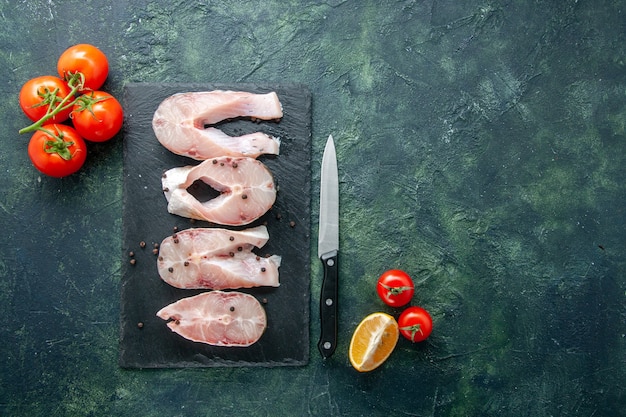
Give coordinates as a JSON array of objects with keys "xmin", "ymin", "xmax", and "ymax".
[
  {"xmin": 152, "ymin": 90, "xmax": 283, "ymax": 160},
  {"xmin": 157, "ymin": 226, "xmax": 281, "ymax": 290},
  {"xmin": 156, "ymin": 291, "xmax": 267, "ymax": 347},
  {"xmin": 162, "ymin": 156, "xmax": 276, "ymax": 226}
]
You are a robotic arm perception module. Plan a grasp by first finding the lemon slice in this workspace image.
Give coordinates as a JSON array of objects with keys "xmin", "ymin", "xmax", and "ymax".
[{"xmin": 349, "ymin": 312, "xmax": 399, "ymax": 372}]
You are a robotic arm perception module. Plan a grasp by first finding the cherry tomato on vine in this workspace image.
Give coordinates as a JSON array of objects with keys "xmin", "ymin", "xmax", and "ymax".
[
  {"xmin": 19, "ymin": 76, "xmax": 73, "ymax": 123},
  {"xmin": 398, "ymin": 306, "xmax": 432, "ymax": 343},
  {"xmin": 28, "ymin": 124, "xmax": 87, "ymax": 178},
  {"xmin": 376, "ymin": 269, "xmax": 415, "ymax": 307},
  {"xmin": 57, "ymin": 44, "xmax": 109, "ymax": 91},
  {"xmin": 71, "ymin": 91, "xmax": 123, "ymax": 142}
]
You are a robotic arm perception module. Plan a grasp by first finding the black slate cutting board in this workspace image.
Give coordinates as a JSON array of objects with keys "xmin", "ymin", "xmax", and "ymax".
[{"xmin": 119, "ymin": 83, "xmax": 311, "ymax": 368}]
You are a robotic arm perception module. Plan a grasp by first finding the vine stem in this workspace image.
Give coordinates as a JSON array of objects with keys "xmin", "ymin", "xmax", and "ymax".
[{"xmin": 18, "ymin": 72, "xmax": 85, "ymax": 135}]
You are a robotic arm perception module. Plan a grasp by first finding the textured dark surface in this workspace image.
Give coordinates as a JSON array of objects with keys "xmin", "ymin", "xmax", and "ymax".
[
  {"xmin": 1, "ymin": 1, "xmax": 625, "ymax": 416},
  {"xmin": 120, "ymin": 83, "xmax": 311, "ymax": 368}
]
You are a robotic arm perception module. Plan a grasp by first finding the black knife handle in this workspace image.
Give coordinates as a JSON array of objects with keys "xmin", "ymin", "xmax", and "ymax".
[{"xmin": 318, "ymin": 250, "xmax": 338, "ymax": 358}]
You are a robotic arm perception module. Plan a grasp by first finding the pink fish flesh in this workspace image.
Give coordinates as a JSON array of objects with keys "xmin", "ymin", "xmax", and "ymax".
[
  {"xmin": 157, "ymin": 226, "xmax": 281, "ymax": 290},
  {"xmin": 152, "ymin": 91, "xmax": 283, "ymax": 160},
  {"xmin": 156, "ymin": 291, "xmax": 267, "ymax": 347},
  {"xmin": 162, "ymin": 156, "xmax": 276, "ymax": 226}
]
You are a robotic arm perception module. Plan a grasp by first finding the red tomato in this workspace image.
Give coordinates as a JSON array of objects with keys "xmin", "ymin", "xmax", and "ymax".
[
  {"xmin": 57, "ymin": 44, "xmax": 109, "ymax": 91},
  {"xmin": 19, "ymin": 76, "xmax": 73, "ymax": 123},
  {"xmin": 398, "ymin": 306, "xmax": 432, "ymax": 343},
  {"xmin": 376, "ymin": 269, "xmax": 415, "ymax": 307},
  {"xmin": 28, "ymin": 124, "xmax": 87, "ymax": 178},
  {"xmin": 71, "ymin": 91, "xmax": 123, "ymax": 142}
]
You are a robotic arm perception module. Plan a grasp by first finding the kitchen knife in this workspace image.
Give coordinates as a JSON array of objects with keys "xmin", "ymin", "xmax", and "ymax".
[{"xmin": 317, "ymin": 134, "xmax": 339, "ymax": 358}]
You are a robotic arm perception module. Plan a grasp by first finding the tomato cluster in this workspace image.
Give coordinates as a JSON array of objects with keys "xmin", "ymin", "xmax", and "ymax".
[
  {"xmin": 376, "ymin": 269, "xmax": 433, "ymax": 343},
  {"xmin": 18, "ymin": 44, "xmax": 123, "ymax": 178}
]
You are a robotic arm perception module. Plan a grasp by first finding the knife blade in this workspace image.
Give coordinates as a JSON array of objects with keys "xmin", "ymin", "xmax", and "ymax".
[{"xmin": 317, "ymin": 134, "xmax": 339, "ymax": 358}]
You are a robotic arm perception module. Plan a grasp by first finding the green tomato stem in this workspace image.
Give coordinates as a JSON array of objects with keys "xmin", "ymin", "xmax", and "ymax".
[
  {"xmin": 18, "ymin": 72, "xmax": 85, "ymax": 135},
  {"xmin": 72, "ymin": 92, "xmax": 113, "ymax": 121},
  {"xmin": 380, "ymin": 283, "xmax": 414, "ymax": 296},
  {"xmin": 399, "ymin": 324, "xmax": 423, "ymax": 342},
  {"xmin": 42, "ymin": 125, "xmax": 75, "ymax": 161}
]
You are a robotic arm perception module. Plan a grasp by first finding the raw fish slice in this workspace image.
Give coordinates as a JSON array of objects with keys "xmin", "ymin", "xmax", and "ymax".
[
  {"xmin": 152, "ymin": 91, "xmax": 283, "ymax": 160},
  {"xmin": 157, "ymin": 226, "xmax": 281, "ymax": 290},
  {"xmin": 162, "ymin": 156, "xmax": 276, "ymax": 226},
  {"xmin": 156, "ymin": 291, "xmax": 267, "ymax": 347}
]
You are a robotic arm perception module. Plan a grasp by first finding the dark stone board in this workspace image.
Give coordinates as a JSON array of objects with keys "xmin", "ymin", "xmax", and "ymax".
[{"xmin": 119, "ymin": 83, "xmax": 311, "ymax": 368}]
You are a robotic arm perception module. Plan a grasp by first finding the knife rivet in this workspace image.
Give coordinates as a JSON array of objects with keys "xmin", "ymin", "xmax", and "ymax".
[
  {"xmin": 323, "ymin": 342, "xmax": 332, "ymax": 350},
  {"xmin": 326, "ymin": 259, "xmax": 335, "ymax": 267},
  {"xmin": 325, "ymin": 298, "xmax": 333, "ymax": 306}
]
